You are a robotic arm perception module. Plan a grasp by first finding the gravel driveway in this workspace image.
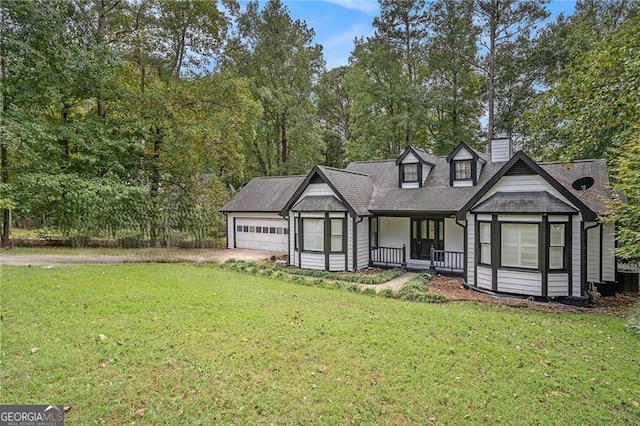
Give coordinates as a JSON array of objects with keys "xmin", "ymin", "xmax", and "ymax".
[{"xmin": 0, "ymin": 248, "xmax": 281, "ymax": 266}]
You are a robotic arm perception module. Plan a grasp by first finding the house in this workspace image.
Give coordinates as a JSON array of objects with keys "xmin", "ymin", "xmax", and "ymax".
[{"xmin": 220, "ymin": 137, "xmax": 617, "ymax": 302}]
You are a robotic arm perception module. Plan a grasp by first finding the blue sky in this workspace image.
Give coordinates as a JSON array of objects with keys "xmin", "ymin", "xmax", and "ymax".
[{"xmin": 240, "ymin": 0, "xmax": 578, "ymax": 70}]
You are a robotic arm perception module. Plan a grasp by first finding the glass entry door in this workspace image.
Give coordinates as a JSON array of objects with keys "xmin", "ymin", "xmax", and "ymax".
[{"xmin": 410, "ymin": 218, "xmax": 444, "ymax": 260}]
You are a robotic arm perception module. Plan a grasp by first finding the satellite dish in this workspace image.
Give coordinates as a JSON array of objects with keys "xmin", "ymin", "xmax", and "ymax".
[{"xmin": 572, "ymin": 176, "xmax": 594, "ymax": 191}]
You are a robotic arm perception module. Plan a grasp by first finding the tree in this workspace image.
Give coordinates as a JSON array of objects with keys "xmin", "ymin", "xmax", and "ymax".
[
  {"xmin": 373, "ymin": 0, "xmax": 429, "ymax": 146},
  {"xmin": 317, "ymin": 66, "xmax": 352, "ymax": 167},
  {"xmin": 474, "ymin": 0, "xmax": 549, "ymax": 142},
  {"xmin": 425, "ymin": 0, "xmax": 483, "ymax": 154},
  {"xmin": 526, "ymin": 16, "xmax": 640, "ymax": 258},
  {"xmin": 346, "ymin": 37, "xmax": 410, "ymax": 160},
  {"xmin": 228, "ymin": 0, "xmax": 324, "ymax": 177}
]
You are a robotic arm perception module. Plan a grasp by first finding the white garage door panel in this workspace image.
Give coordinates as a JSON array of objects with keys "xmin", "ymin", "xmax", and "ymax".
[{"xmin": 235, "ymin": 218, "xmax": 288, "ymax": 252}]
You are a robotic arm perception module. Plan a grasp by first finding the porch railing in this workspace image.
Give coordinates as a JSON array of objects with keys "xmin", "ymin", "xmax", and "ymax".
[
  {"xmin": 370, "ymin": 245, "xmax": 406, "ymax": 267},
  {"xmin": 618, "ymin": 261, "xmax": 640, "ymax": 273},
  {"xmin": 430, "ymin": 248, "xmax": 464, "ymax": 274}
]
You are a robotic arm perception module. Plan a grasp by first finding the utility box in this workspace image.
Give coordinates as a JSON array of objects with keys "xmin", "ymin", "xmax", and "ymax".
[{"xmin": 617, "ymin": 271, "xmax": 639, "ymax": 293}]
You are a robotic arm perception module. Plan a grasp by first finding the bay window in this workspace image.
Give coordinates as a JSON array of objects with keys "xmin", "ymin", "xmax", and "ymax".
[
  {"xmin": 302, "ymin": 218, "xmax": 324, "ymax": 252},
  {"xmin": 331, "ymin": 219, "xmax": 345, "ymax": 253},
  {"xmin": 549, "ymin": 223, "xmax": 566, "ymax": 270},
  {"xmin": 479, "ymin": 222, "xmax": 491, "ymax": 264},
  {"xmin": 501, "ymin": 223, "xmax": 538, "ymax": 269}
]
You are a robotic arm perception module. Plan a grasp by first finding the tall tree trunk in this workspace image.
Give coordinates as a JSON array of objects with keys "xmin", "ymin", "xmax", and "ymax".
[
  {"xmin": 149, "ymin": 131, "xmax": 162, "ymax": 247},
  {"xmin": 279, "ymin": 113, "xmax": 287, "ymax": 174},
  {"xmin": 95, "ymin": 0, "xmax": 108, "ymax": 121},
  {"xmin": 1, "ymin": 6, "xmax": 10, "ymax": 244},
  {"xmin": 487, "ymin": 0, "xmax": 497, "ymax": 144}
]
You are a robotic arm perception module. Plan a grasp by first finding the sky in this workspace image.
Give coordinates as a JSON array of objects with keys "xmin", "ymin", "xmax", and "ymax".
[{"xmin": 240, "ymin": 0, "xmax": 578, "ymax": 70}]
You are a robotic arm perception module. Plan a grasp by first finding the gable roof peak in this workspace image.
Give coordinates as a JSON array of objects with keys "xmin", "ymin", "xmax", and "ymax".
[
  {"xmin": 446, "ymin": 141, "xmax": 487, "ymax": 164},
  {"xmin": 395, "ymin": 145, "xmax": 437, "ymax": 166}
]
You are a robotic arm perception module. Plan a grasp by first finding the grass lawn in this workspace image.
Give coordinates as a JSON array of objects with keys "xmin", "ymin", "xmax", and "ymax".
[{"xmin": 1, "ymin": 264, "xmax": 639, "ymax": 424}]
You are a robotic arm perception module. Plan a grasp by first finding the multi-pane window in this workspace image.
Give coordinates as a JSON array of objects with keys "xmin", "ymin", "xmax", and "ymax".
[
  {"xmin": 455, "ymin": 160, "xmax": 472, "ymax": 180},
  {"xmin": 331, "ymin": 219, "xmax": 344, "ymax": 252},
  {"xmin": 501, "ymin": 223, "xmax": 538, "ymax": 269},
  {"xmin": 479, "ymin": 222, "xmax": 491, "ymax": 264},
  {"xmin": 549, "ymin": 223, "xmax": 566, "ymax": 270},
  {"xmin": 302, "ymin": 219, "xmax": 324, "ymax": 252},
  {"xmin": 403, "ymin": 163, "xmax": 418, "ymax": 182}
]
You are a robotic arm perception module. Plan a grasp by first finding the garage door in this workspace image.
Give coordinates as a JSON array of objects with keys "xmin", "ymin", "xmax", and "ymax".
[{"xmin": 235, "ymin": 218, "xmax": 288, "ymax": 252}]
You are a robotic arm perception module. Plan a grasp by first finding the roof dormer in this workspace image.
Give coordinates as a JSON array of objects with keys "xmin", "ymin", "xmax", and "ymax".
[
  {"xmin": 395, "ymin": 146, "xmax": 436, "ymax": 188},
  {"xmin": 446, "ymin": 142, "xmax": 486, "ymax": 187}
]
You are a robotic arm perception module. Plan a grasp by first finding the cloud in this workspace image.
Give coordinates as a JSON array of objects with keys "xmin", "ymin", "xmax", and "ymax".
[
  {"xmin": 324, "ymin": 0, "xmax": 379, "ymax": 15},
  {"xmin": 322, "ymin": 22, "xmax": 374, "ymax": 69}
]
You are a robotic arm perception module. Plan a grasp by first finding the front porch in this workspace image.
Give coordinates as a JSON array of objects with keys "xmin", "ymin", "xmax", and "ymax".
[{"xmin": 368, "ymin": 215, "xmax": 465, "ymax": 275}]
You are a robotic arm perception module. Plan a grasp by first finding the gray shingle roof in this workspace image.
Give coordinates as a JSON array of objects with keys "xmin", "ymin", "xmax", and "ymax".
[
  {"xmin": 315, "ymin": 165, "xmax": 374, "ymax": 216},
  {"xmin": 471, "ymin": 191, "xmax": 578, "ymax": 214},
  {"xmin": 347, "ymin": 158, "xmax": 505, "ymax": 214},
  {"xmin": 221, "ymin": 152, "xmax": 613, "ymax": 218},
  {"xmin": 219, "ymin": 175, "xmax": 305, "ymax": 212},
  {"xmin": 540, "ymin": 159, "xmax": 612, "ymax": 215},
  {"xmin": 292, "ymin": 196, "xmax": 348, "ymax": 212}
]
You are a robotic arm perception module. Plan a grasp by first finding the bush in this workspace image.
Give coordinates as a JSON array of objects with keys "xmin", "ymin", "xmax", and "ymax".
[
  {"xmin": 397, "ymin": 277, "xmax": 448, "ymax": 304},
  {"xmin": 379, "ymin": 289, "xmax": 397, "ymax": 299},
  {"xmin": 361, "ymin": 288, "xmax": 377, "ymax": 296},
  {"xmin": 624, "ymin": 302, "xmax": 640, "ymax": 338}
]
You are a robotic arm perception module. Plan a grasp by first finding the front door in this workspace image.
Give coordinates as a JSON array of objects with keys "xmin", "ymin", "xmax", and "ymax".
[{"xmin": 410, "ymin": 218, "xmax": 444, "ymax": 260}]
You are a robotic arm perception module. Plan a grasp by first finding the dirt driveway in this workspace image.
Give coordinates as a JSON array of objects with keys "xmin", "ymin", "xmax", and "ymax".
[{"xmin": 0, "ymin": 248, "xmax": 280, "ymax": 266}]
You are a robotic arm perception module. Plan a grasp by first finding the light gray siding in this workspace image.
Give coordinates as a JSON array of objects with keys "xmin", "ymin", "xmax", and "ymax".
[
  {"xmin": 477, "ymin": 265, "xmax": 491, "ymax": 290},
  {"xmin": 490, "ymin": 137, "xmax": 511, "ymax": 162},
  {"xmin": 572, "ymin": 216, "xmax": 582, "ymax": 296},
  {"xmin": 357, "ymin": 218, "xmax": 369, "ymax": 270},
  {"xmin": 300, "ymin": 252, "xmax": 325, "ymax": 270},
  {"xmin": 548, "ymin": 273, "xmax": 569, "ymax": 297},
  {"xmin": 378, "ymin": 217, "xmax": 409, "ymax": 248},
  {"xmin": 329, "ymin": 254, "xmax": 345, "ymax": 271},
  {"xmin": 466, "ymin": 218, "xmax": 475, "ymax": 286},
  {"xmin": 347, "ymin": 216, "xmax": 354, "ymax": 271},
  {"xmin": 479, "ymin": 175, "xmax": 575, "ymax": 208},
  {"xmin": 602, "ymin": 222, "xmax": 616, "ymax": 282},
  {"xmin": 444, "ymin": 218, "xmax": 464, "ymax": 253},
  {"xmin": 497, "ymin": 269, "xmax": 542, "ymax": 296},
  {"xmin": 289, "ymin": 215, "xmax": 297, "ymax": 267},
  {"xmin": 227, "ymin": 214, "xmax": 235, "ymax": 249},
  {"xmin": 301, "ymin": 182, "xmax": 335, "ymax": 198},
  {"xmin": 586, "ymin": 221, "xmax": 600, "ymax": 282}
]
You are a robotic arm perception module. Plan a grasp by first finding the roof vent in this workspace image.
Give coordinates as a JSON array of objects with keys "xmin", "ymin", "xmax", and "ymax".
[{"xmin": 571, "ymin": 176, "xmax": 594, "ymax": 191}]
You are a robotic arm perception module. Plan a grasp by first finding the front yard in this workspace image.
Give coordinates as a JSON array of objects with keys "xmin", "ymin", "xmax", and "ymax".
[{"xmin": 1, "ymin": 264, "xmax": 639, "ymax": 424}]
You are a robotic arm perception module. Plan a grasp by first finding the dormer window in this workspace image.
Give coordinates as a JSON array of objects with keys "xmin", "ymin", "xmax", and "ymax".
[
  {"xmin": 454, "ymin": 160, "xmax": 472, "ymax": 180},
  {"xmin": 396, "ymin": 146, "xmax": 437, "ymax": 189},
  {"xmin": 403, "ymin": 163, "xmax": 418, "ymax": 183},
  {"xmin": 446, "ymin": 142, "xmax": 486, "ymax": 187}
]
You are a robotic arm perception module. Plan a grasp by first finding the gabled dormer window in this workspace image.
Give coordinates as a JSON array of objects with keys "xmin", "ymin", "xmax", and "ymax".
[
  {"xmin": 446, "ymin": 142, "xmax": 485, "ymax": 187},
  {"xmin": 454, "ymin": 160, "xmax": 472, "ymax": 180},
  {"xmin": 402, "ymin": 163, "xmax": 419, "ymax": 183},
  {"xmin": 396, "ymin": 146, "xmax": 436, "ymax": 188}
]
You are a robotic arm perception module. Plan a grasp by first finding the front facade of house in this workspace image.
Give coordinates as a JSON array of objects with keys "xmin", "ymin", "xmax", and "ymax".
[{"xmin": 220, "ymin": 138, "xmax": 617, "ymax": 300}]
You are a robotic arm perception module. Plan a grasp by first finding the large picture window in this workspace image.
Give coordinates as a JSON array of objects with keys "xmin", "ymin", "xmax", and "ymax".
[
  {"xmin": 331, "ymin": 219, "xmax": 345, "ymax": 252},
  {"xmin": 302, "ymin": 219, "xmax": 324, "ymax": 252},
  {"xmin": 549, "ymin": 223, "xmax": 566, "ymax": 270},
  {"xmin": 501, "ymin": 223, "xmax": 538, "ymax": 269},
  {"xmin": 479, "ymin": 222, "xmax": 491, "ymax": 265},
  {"xmin": 454, "ymin": 160, "xmax": 472, "ymax": 180}
]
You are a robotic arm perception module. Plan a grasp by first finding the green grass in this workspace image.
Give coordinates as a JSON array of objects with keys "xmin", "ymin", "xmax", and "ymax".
[
  {"xmin": 0, "ymin": 246, "xmax": 223, "ymax": 257},
  {"xmin": 1, "ymin": 264, "xmax": 639, "ymax": 424}
]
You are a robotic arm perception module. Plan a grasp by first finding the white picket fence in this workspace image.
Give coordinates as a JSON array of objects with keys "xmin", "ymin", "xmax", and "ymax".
[{"xmin": 618, "ymin": 261, "xmax": 640, "ymax": 273}]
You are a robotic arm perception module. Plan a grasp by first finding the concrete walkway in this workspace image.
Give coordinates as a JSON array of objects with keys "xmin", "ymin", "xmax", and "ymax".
[
  {"xmin": 0, "ymin": 248, "xmax": 281, "ymax": 266},
  {"xmin": 359, "ymin": 272, "xmax": 419, "ymax": 292}
]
